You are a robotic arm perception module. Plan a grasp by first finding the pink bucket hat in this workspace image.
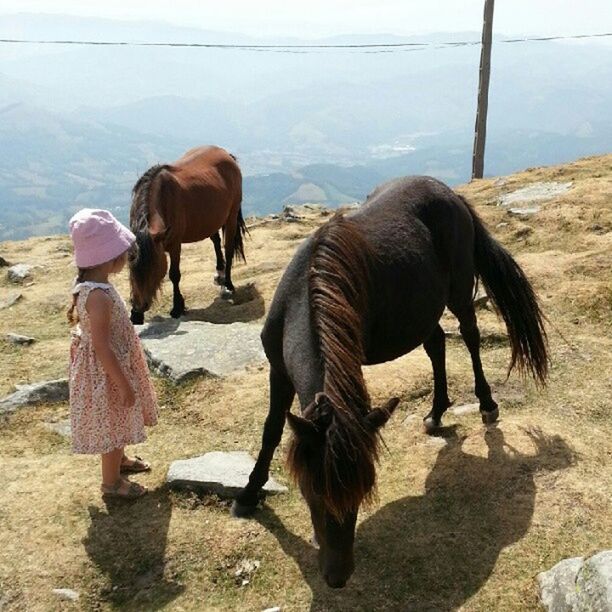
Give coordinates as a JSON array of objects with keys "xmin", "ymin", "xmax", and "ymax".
[{"xmin": 69, "ymin": 208, "xmax": 135, "ymax": 268}]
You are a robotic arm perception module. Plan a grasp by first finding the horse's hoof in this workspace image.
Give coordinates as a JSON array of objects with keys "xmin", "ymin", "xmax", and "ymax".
[
  {"xmin": 481, "ymin": 407, "xmax": 499, "ymax": 425},
  {"xmin": 230, "ymin": 500, "xmax": 258, "ymax": 518},
  {"xmin": 423, "ymin": 415, "xmax": 441, "ymax": 434},
  {"xmin": 130, "ymin": 310, "xmax": 144, "ymax": 325},
  {"xmin": 170, "ymin": 307, "xmax": 185, "ymax": 319},
  {"xmin": 220, "ymin": 287, "xmax": 234, "ymax": 300}
]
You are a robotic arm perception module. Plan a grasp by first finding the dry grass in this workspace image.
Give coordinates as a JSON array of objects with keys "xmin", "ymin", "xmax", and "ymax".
[{"xmin": 0, "ymin": 154, "xmax": 611, "ymax": 611}]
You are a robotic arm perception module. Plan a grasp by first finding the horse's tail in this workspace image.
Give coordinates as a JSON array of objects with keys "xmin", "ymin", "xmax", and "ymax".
[
  {"xmin": 232, "ymin": 204, "xmax": 249, "ymax": 263},
  {"xmin": 461, "ymin": 195, "xmax": 549, "ymax": 384}
]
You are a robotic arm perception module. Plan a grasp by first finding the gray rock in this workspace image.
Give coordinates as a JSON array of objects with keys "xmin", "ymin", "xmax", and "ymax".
[
  {"xmin": 52, "ymin": 588, "xmax": 79, "ymax": 602},
  {"xmin": 44, "ymin": 419, "xmax": 71, "ymax": 438},
  {"xmin": 538, "ymin": 556, "xmax": 584, "ymax": 612},
  {"xmin": 7, "ymin": 264, "xmax": 33, "ymax": 283},
  {"xmin": 499, "ymin": 181, "xmax": 572, "ymax": 206},
  {"xmin": 262, "ymin": 607, "xmax": 281, "ymax": 612},
  {"xmin": 0, "ymin": 292, "xmax": 23, "ymax": 310},
  {"xmin": 451, "ymin": 403, "xmax": 480, "ymax": 416},
  {"xmin": 167, "ymin": 451, "xmax": 287, "ymax": 497},
  {"xmin": 508, "ymin": 206, "xmax": 541, "ymax": 216},
  {"xmin": 5, "ymin": 333, "xmax": 36, "ymax": 346},
  {"xmin": 0, "ymin": 379, "xmax": 69, "ymax": 413},
  {"xmin": 574, "ymin": 550, "xmax": 612, "ymax": 611},
  {"xmin": 538, "ymin": 551, "xmax": 612, "ymax": 612},
  {"xmin": 139, "ymin": 319, "xmax": 266, "ymax": 383}
]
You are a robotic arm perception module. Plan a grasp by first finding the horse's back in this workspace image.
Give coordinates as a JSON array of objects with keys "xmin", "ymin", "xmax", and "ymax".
[
  {"xmin": 158, "ymin": 146, "xmax": 242, "ymax": 241},
  {"xmin": 351, "ymin": 176, "xmax": 475, "ymax": 363},
  {"xmin": 173, "ymin": 146, "xmax": 237, "ymax": 171},
  {"xmin": 170, "ymin": 146, "xmax": 241, "ymax": 191}
]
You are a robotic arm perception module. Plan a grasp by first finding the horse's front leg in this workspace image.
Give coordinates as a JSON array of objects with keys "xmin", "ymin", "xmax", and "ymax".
[
  {"xmin": 210, "ymin": 231, "xmax": 226, "ymax": 286},
  {"xmin": 168, "ymin": 244, "xmax": 185, "ymax": 318},
  {"xmin": 232, "ymin": 367, "xmax": 295, "ymax": 517}
]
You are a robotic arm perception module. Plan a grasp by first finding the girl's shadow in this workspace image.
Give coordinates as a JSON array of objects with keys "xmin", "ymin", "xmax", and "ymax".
[
  {"xmin": 256, "ymin": 426, "xmax": 576, "ymax": 611},
  {"xmin": 83, "ymin": 487, "xmax": 184, "ymax": 609}
]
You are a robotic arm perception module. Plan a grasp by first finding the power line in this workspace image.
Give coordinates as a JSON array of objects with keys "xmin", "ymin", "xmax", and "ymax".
[{"xmin": 0, "ymin": 31, "xmax": 610, "ymax": 53}]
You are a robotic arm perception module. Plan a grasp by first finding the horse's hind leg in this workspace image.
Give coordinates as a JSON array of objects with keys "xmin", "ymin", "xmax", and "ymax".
[
  {"xmin": 423, "ymin": 324, "xmax": 453, "ymax": 433},
  {"xmin": 210, "ymin": 231, "xmax": 226, "ymax": 286},
  {"xmin": 449, "ymin": 301, "xmax": 499, "ymax": 424},
  {"xmin": 231, "ymin": 367, "xmax": 295, "ymax": 517},
  {"xmin": 168, "ymin": 244, "xmax": 186, "ymax": 318},
  {"xmin": 222, "ymin": 216, "xmax": 237, "ymax": 297}
]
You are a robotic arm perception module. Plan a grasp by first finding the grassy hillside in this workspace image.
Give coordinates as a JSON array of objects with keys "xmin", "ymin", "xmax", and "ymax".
[{"xmin": 0, "ymin": 155, "xmax": 610, "ymax": 611}]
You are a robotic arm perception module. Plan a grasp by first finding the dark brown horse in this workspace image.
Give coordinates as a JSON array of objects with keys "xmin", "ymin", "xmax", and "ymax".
[
  {"xmin": 129, "ymin": 146, "xmax": 246, "ymax": 324},
  {"xmin": 232, "ymin": 176, "xmax": 548, "ymax": 588}
]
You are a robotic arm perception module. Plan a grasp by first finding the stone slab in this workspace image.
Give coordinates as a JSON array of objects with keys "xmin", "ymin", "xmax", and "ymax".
[
  {"xmin": 499, "ymin": 181, "xmax": 572, "ymax": 206},
  {"xmin": 166, "ymin": 451, "xmax": 287, "ymax": 497},
  {"xmin": 0, "ymin": 292, "xmax": 23, "ymax": 310},
  {"xmin": 508, "ymin": 206, "xmax": 541, "ymax": 216},
  {"xmin": 139, "ymin": 319, "xmax": 266, "ymax": 383},
  {"xmin": 0, "ymin": 379, "xmax": 69, "ymax": 413}
]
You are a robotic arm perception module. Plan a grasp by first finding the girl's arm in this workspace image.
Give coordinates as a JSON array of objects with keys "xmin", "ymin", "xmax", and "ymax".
[{"xmin": 86, "ymin": 289, "xmax": 135, "ymax": 407}]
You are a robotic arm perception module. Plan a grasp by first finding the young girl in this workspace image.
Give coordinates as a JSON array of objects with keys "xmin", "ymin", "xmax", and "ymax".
[{"xmin": 68, "ymin": 208, "xmax": 158, "ymax": 499}]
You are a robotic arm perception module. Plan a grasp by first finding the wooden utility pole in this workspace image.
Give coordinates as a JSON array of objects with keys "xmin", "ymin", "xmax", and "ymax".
[{"xmin": 472, "ymin": 0, "xmax": 495, "ymax": 179}]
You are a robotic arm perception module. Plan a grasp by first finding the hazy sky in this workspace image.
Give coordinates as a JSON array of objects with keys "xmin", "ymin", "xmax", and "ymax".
[{"xmin": 1, "ymin": 0, "xmax": 611, "ymax": 39}]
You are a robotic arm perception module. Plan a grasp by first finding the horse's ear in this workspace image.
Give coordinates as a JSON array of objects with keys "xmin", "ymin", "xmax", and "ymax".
[
  {"xmin": 365, "ymin": 397, "xmax": 400, "ymax": 430},
  {"xmin": 287, "ymin": 411, "xmax": 318, "ymax": 442}
]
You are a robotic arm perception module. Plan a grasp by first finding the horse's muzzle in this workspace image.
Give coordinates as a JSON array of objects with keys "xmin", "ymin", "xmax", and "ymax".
[{"xmin": 130, "ymin": 309, "xmax": 145, "ymax": 325}]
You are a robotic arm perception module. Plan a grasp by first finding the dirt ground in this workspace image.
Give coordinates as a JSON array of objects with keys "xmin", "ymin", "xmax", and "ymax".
[{"xmin": 0, "ymin": 154, "xmax": 610, "ymax": 611}]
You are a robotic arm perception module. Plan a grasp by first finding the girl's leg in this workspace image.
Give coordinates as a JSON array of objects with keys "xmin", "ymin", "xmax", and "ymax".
[
  {"xmin": 101, "ymin": 447, "xmax": 124, "ymax": 486},
  {"xmin": 101, "ymin": 447, "xmax": 147, "ymax": 497}
]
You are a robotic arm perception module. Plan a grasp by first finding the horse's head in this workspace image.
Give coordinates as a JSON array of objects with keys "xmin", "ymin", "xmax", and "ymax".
[
  {"xmin": 129, "ymin": 219, "xmax": 168, "ymax": 323},
  {"xmin": 287, "ymin": 393, "xmax": 399, "ymax": 588}
]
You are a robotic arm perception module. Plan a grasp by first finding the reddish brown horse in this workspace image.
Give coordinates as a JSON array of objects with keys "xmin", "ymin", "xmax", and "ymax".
[
  {"xmin": 129, "ymin": 146, "xmax": 246, "ymax": 324},
  {"xmin": 232, "ymin": 176, "xmax": 548, "ymax": 588}
]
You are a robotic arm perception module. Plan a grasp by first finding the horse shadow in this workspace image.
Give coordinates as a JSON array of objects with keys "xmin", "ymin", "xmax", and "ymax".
[
  {"xmin": 184, "ymin": 282, "xmax": 265, "ymax": 324},
  {"xmin": 83, "ymin": 487, "xmax": 184, "ymax": 608},
  {"xmin": 256, "ymin": 426, "xmax": 576, "ymax": 612}
]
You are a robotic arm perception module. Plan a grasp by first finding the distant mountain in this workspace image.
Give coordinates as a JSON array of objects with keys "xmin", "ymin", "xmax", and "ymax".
[{"xmin": 0, "ymin": 14, "xmax": 610, "ymax": 238}]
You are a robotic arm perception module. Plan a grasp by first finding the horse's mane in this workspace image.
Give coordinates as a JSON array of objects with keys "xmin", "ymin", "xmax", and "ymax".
[
  {"xmin": 129, "ymin": 164, "xmax": 171, "ymax": 303},
  {"xmin": 288, "ymin": 213, "xmax": 380, "ymax": 518},
  {"xmin": 130, "ymin": 164, "xmax": 170, "ymax": 232}
]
